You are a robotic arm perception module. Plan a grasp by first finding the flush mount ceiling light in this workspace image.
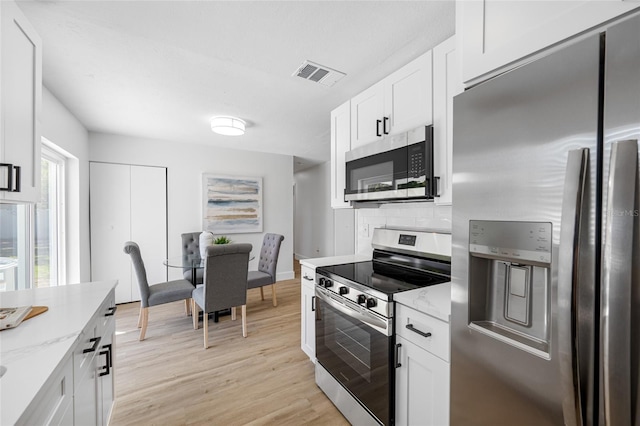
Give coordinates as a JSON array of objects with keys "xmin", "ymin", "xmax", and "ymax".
[{"xmin": 210, "ymin": 116, "xmax": 245, "ymax": 136}]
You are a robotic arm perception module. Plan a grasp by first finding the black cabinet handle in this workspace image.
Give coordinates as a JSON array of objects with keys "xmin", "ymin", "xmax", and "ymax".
[
  {"xmin": 83, "ymin": 336, "xmax": 102, "ymax": 354},
  {"xmin": 99, "ymin": 344, "xmax": 112, "ymax": 377},
  {"xmin": 376, "ymin": 119, "xmax": 382, "ymax": 137},
  {"xmin": 303, "ymin": 275, "xmax": 314, "ymax": 281},
  {"xmin": 406, "ymin": 323, "xmax": 432, "ymax": 338},
  {"xmin": 0, "ymin": 163, "xmax": 20, "ymax": 192},
  {"xmin": 311, "ymin": 295, "xmax": 316, "ymax": 312},
  {"xmin": 105, "ymin": 306, "xmax": 117, "ymax": 317},
  {"xmin": 383, "ymin": 117, "xmax": 389, "ymax": 134},
  {"xmin": 395, "ymin": 343, "xmax": 402, "ymax": 368}
]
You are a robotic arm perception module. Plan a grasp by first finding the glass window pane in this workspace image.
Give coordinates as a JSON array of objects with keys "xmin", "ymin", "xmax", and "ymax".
[
  {"xmin": 0, "ymin": 204, "xmax": 29, "ymax": 291},
  {"xmin": 35, "ymin": 154, "xmax": 61, "ymax": 288}
]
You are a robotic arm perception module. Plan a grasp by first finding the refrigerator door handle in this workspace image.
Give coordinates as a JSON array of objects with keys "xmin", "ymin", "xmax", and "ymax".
[
  {"xmin": 558, "ymin": 147, "xmax": 589, "ymax": 426},
  {"xmin": 601, "ymin": 139, "xmax": 638, "ymax": 426}
]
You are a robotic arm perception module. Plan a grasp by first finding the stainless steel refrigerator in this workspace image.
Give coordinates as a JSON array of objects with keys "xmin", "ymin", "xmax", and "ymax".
[{"xmin": 451, "ymin": 11, "xmax": 640, "ymax": 426}]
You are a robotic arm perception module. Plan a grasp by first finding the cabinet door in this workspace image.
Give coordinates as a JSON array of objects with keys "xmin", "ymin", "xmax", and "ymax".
[
  {"xmin": 74, "ymin": 322, "xmax": 99, "ymax": 426},
  {"xmin": 433, "ymin": 36, "xmax": 463, "ymax": 206},
  {"xmin": 0, "ymin": 1, "xmax": 42, "ymax": 202},
  {"xmin": 350, "ymin": 82, "xmax": 384, "ymax": 149},
  {"xmin": 300, "ymin": 265, "xmax": 316, "ymax": 362},
  {"xmin": 90, "ymin": 162, "xmax": 133, "ymax": 304},
  {"xmin": 130, "ymin": 165, "xmax": 167, "ymax": 292},
  {"xmin": 330, "ymin": 101, "xmax": 352, "ymax": 208},
  {"xmin": 385, "ymin": 51, "xmax": 433, "ymax": 135},
  {"xmin": 97, "ymin": 318, "xmax": 115, "ymax": 426},
  {"xmin": 459, "ymin": 0, "xmax": 639, "ymax": 85},
  {"xmin": 395, "ymin": 336, "xmax": 450, "ymax": 426}
]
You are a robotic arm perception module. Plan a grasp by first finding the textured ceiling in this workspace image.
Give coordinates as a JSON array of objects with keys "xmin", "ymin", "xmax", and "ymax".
[{"xmin": 17, "ymin": 0, "xmax": 455, "ymax": 172}]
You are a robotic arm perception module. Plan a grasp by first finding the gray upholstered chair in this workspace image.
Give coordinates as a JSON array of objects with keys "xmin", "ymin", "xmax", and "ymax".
[
  {"xmin": 192, "ymin": 243, "xmax": 253, "ymax": 349},
  {"xmin": 181, "ymin": 232, "xmax": 204, "ymax": 285},
  {"xmin": 247, "ymin": 233, "xmax": 284, "ymax": 307},
  {"xmin": 124, "ymin": 241, "xmax": 195, "ymax": 341}
]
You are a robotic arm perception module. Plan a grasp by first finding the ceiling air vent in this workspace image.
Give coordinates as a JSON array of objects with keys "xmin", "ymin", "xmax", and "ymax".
[{"xmin": 293, "ymin": 60, "xmax": 346, "ymax": 87}]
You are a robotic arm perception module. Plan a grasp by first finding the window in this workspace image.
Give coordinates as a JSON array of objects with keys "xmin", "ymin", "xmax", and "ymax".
[
  {"xmin": 0, "ymin": 141, "xmax": 66, "ymax": 291},
  {"xmin": 35, "ymin": 145, "xmax": 66, "ymax": 287}
]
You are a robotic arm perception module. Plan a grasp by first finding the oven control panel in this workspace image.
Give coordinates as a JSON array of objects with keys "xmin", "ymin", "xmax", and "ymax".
[{"xmin": 317, "ymin": 275, "xmax": 390, "ymax": 318}]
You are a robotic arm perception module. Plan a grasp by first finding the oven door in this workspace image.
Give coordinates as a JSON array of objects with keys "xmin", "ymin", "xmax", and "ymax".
[{"xmin": 315, "ymin": 286, "xmax": 393, "ymax": 425}]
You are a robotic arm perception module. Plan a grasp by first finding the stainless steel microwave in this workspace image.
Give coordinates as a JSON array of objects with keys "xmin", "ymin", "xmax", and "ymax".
[{"xmin": 344, "ymin": 125, "xmax": 436, "ymax": 202}]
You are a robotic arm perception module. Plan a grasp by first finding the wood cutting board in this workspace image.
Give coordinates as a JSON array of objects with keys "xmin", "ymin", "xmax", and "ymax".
[{"xmin": 24, "ymin": 306, "xmax": 48, "ymax": 321}]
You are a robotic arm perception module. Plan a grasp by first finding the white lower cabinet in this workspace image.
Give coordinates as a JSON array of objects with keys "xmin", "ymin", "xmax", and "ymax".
[
  {"xmin": 300, "ymin": 264, "xmax": 316, "ymax": 362},
  {"xmin": 395, "ymin": 303, "xmax": 450, "ymax": 426}
]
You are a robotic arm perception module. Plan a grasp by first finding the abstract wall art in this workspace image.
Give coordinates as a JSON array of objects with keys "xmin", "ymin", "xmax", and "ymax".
[{"xmin": 202, "ymin": 174, "xmax": 263, "ymax": 233}]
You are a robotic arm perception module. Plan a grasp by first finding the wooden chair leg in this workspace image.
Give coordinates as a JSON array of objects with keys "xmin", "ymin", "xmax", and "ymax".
[
  {"xmin": 241, "ymin": 305, "xmax": 247, "ymax": 338},
  {"xmin": 192, "ymin": 300, "xmax": 199, "ymax": 330},
  {"xmin": 185, "ymin": 299, "xmax": 191, "ymax": 316},
  {"xmin": 259, "ymin": 287, "xmax": 264, "ymax": 301},
  {"xmin": 231, "ymin": 306, "xmax": 237, "ymax": 321},
  {"xmin": 203, "ymin": 312, "xmax": 209, "ymax": 349},
  {"xmin": 272, "ymin": 284, "xmax": 277, "ymax": 307},
  {"xmin": 137, "ymin": 305, "xmax": 143, "ymax": 328},
  {"xmin": 139, "ymin": 307, "xmax": 149, "ymax": 341}
]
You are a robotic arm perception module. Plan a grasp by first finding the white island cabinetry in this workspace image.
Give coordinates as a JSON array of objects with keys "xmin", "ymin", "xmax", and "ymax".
[
  {"xmin": 394, "ymin": 283, "xmax": 451, "ymax": 426},
  {"xmin": 0, "ymin": 280, "xmax": 117, "ymax": 426}
]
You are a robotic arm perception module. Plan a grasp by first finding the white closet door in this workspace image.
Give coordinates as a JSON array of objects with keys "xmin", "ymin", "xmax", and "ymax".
[
  {"xmin": 130, "ymin": 165, "xmax": 167, "ymax": 294},
  {"xmin": 90, "ymin": 163, "xmax": 132, "ymax": 304}
]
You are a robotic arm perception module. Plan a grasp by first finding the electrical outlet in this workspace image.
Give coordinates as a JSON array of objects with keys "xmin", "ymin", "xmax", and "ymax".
[{"xmin": 360, "ymin": 224, "xmax": 369, "ymax": 237}]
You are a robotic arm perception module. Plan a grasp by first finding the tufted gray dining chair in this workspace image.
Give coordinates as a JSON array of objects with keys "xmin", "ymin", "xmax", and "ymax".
[
  {"xmin": 247, "ymin": 233, "xmax": 284, "ymax": 307},
  {"xmin": 124, "ymin": 241, "xmax": 195, "ymax": 341},
  {"xmin": 181, "ymin": 232, "xmax": 204, "ymax": 285},
  {"xmin": 192, "ymin": 243, "xmax": 252, "ymax": 349}
]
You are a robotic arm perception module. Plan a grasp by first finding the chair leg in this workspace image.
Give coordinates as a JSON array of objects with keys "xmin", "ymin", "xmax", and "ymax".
[
  {"xmin": 192, "ymin": 300, "xmax": 199, "ymax": 330},
  {"xmin": 137, "ymin": 305, "xmax": 143, "ymax": 328},
  {"xmin": 241, "ymin": 305, "xmax": 247, "ymax": 338},
  {"xmin": 139, "ymin": 307, "xmax": 149, "ymax": 341},
  {"xmin": 185, "ymin": 299, "xmax": 191, "ymax": 316},
  {"xmin": 272, "ymin": 284, "xmax": 277, "ymax": 307},
  {"xmin": 203, "ymin": 312, "xmax": 209, "ymax": 349},
  {"xmin": 260, "ymin": 287, "xmax": 264, "ymax": 301},
  {"xmin": 231, "ymin": 306, "xmax": 237, "ymax": 321}
]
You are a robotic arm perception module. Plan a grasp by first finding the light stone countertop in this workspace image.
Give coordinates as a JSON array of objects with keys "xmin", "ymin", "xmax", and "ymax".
[
  {"xmin": 393, "ymin": 282, "xmax": 452, "ymax": 323},
  {"xmin": 0, "ymin": 280, "xmax": 117, "ymax": 425}
]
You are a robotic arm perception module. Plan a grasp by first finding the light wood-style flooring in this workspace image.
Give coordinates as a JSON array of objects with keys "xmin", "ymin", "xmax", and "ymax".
[{"xmin": 110, "ymin": 261, "xmax": 349, "ymax": 425}]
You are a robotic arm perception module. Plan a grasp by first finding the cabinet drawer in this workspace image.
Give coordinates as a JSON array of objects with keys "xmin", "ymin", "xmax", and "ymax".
[
  {"xmin": 17, "ymin": 355, "xmax": 73, "ymax": 426},
  {"xmin": 74, "ymin": 323, "xmax": 99, "ymax": 387},
  {"xmin": 395, "ymin": 303, "xmax": 450, "ymax": 362},
  {"xmin": 301, "ymin": 265, "xmax": 316, "ymax": 284}
]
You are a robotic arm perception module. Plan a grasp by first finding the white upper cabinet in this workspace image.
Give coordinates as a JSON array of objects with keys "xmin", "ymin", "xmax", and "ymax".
[
  {"xmin": 330, "ymin": 100, "xmax": 352, "ymax": 208},
  {"xmin": 0, "ymin": 0, "xmax": 42, "ymax": 203},
  {"xmin": 458, "ymin": 0, "xmax": 640, "ymax": 85},
  {"xmin": 432, "ymin": 36, "xmax": 463, "ymax": 206},
  {"xmin": 351, "ymin": 51, "xmax": 433, "ymax": 149}
]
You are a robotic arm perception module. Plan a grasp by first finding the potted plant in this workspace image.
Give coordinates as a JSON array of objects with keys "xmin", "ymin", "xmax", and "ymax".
[{"xmin": 213, "ymin": 235, "xmax": 232, "ymax": 244}]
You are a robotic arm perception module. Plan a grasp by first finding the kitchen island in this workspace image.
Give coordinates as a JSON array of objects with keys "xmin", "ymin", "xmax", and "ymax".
[{"xmin": 0, "ymin": 280, "xmax": 117, "ymax": 425}]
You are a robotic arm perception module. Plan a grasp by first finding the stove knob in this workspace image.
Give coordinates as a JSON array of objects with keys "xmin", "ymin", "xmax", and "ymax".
[
  {"xmin": 339, "ymin": 286, "xmax": 349, "ymax": 295},
  {"xmin": 366, "ymin": 298, "xmax": 377, "ymax": 308},
  {"xmin": 324, "ymin": 279, "xmax": 333, "ymax": 288},
  {"xmin": 357, "ymin": 294, "xmax": 367, "ymax": 304},
  {"xmin": 318, "ymin": 278, "xmax": 325, "ymax": 286}
]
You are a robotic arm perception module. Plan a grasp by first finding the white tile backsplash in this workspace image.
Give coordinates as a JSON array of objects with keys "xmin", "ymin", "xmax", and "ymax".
[{"xmin": 355, "ymin": 202, "xmax": 452, "ymax": 254}]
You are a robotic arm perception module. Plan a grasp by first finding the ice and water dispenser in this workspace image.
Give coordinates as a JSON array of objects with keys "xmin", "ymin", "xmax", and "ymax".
[{"xmin": 468, "ymin": 220, "xmax": 552, "ymax": 357}]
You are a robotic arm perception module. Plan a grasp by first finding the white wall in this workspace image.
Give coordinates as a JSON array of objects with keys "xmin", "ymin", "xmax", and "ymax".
[
  {"xmin": 89, "ymin": 132, "xmax": 295, "ymax": 281},
  {"xmin": 41, "ymin": 87, "xmax": 90, "ymax": 284},
  {"xmin": 294, "ymin": 162, "xmax": 334, "ymax": 259}
]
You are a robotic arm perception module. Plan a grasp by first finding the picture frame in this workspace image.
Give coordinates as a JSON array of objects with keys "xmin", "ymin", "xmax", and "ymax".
[{"xmin": 202, "ymin": 174, "xmax": 263, "ymax": 234}]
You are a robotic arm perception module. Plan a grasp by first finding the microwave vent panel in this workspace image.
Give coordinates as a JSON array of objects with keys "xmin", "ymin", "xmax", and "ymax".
[{"xmin": 293, "ymin": 60, "xmax": 346, "ymax": 87}]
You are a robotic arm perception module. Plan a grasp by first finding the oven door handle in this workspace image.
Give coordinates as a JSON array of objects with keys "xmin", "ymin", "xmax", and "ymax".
[{"xmin": 315, "ymin": 288, "xmax": 390, "ymax": 336}]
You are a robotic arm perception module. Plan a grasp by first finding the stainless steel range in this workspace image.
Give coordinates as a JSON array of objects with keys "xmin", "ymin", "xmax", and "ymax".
[{"xmin": 315, "ymin": 228, "xmax": 451, "ymax": 426}]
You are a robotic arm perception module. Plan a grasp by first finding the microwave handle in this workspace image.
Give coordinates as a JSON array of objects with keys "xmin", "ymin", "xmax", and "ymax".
[{"xmin": 433, "ymin": 176, "xmax": 441, "ymax": 198}]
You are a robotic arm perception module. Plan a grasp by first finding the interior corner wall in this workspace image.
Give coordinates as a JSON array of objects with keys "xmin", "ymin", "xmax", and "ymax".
[
  {"xmin": 41, "ymin": 87, "xmax": 90, "ymax": 284},
  {"xmin": 294, "ymin": 161, "xmax": 335, "ymax": 259},
  {"xmin": 88, "ymin": 132, "xmax": 294, "ymax": 281}
]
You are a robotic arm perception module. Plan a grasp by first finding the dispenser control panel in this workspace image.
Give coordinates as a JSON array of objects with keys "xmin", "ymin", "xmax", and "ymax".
[{"xmin": 469, "ymin": 220, "xmax": 552, "ymax": 264}]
